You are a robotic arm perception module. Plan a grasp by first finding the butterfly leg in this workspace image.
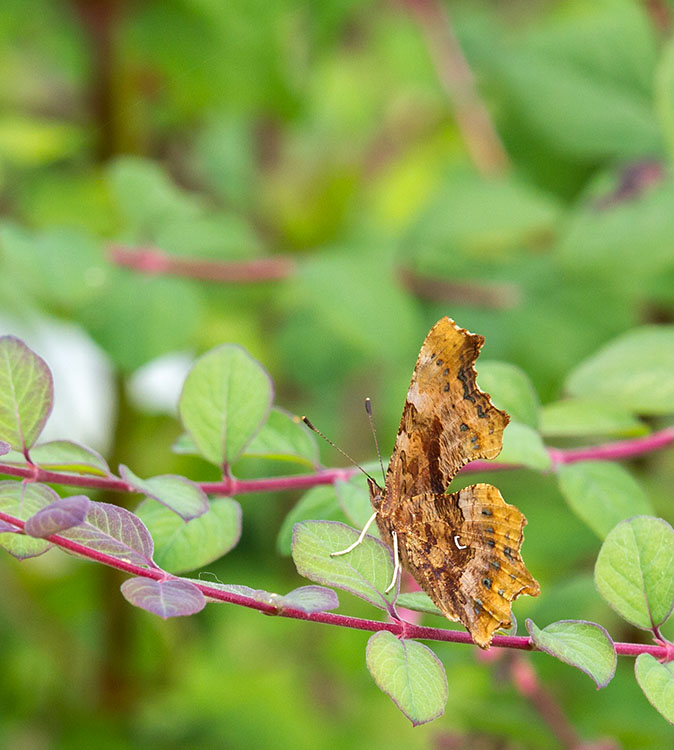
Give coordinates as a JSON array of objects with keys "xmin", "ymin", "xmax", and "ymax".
[
  {"xmin": 330, "ymin": 511, "xmax": 378, "ymax": 557},
  {"xmin": 385, "ymin": 530, "xmax": 400, "ymax": 594}
]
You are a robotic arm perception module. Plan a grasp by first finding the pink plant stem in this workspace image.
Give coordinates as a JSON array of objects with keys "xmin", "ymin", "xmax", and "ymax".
[
  {"xmin": 109, "ymin": 245, "xmax": 296, "ymax": 283},
  {"xmin": 0, "ymin": 508, "xmax": 668, "ymax": 658},
  {"xmin": 2, "ymin": 427, "xmax": 673, "ymax": 496}
]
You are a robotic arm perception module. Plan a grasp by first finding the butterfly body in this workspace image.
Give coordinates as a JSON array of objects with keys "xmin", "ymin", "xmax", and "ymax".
[{"xmin": 369, "ymin": 317, "xmax": 539, "ymax": 648}]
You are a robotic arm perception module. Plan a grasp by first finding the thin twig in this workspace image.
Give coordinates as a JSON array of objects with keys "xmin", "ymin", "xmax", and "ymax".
[
  {"xmin": 402, "ymin": 0, "xmax": 509, "ymax": 175},
  {"xmin": 109, "ymin": 245, "xmax": 297, "ymax": 283},
  {"xmin": 0, "ymin": 508, "xmax": 668, "ymax": 659},
  {"xmin": 1, "ymin": 427, "xmax": 673, "ymax": 496}
]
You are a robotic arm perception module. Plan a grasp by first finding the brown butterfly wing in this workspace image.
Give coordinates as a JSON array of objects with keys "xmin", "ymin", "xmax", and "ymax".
[
  {"xmin": 378, "ymin": 484, "xmax": 539, "ymax": 649},
  {"xmin": 384, "ymin": 317, "xmax": 509, "ymax": 503}
]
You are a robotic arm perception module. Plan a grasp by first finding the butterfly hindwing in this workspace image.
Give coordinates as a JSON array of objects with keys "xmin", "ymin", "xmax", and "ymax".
[{"xmin": 377, "ymin": 484, "xmax": 539, "ymax": 649}]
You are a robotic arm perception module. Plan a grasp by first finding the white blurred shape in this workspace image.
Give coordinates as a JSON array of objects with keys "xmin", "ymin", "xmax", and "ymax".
[
  {"xmin": 0, "ymin": 315, "xmax": 116, "ymax": 454},
  {"xmin": 127, "ymin": 351, "xmax": 193, "ymax": 415}
]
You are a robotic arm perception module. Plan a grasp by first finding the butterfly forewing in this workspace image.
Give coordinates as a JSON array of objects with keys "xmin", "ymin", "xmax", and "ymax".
[{"xmin": 383, "ymin": 317, "xmax": 509, "ymax": 504}]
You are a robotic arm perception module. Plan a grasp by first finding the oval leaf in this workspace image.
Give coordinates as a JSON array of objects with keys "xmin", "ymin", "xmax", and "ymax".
[
  {"xmin": 0, "ymin": 337, "xmax": 53, "ymax": 452},
  {"xmin": 557, "ymin": 461, "xmax": 653, "ymax": 539},
  {"xmin": 478, "ymin": 361, "xmax": 540, "ymax": 429},
  {"xmin": 136, "ymin": 496, "xmax": 241, "ymax": 574},
  {"xmin": 0, "ymin": 481, "xmax": 58, "ymax": 558},
  {"xmin": 278, "ymin": 585, "xmax": 339, "ymax": 614},
  {"xmin": 277, "ymin": 485, "xmax": 346, "ymax": 556},
  {"xmin": 59, "ymin": 501, "xmax": 154, "ymax": 567},
  {"xmin": 540, "ymin": 398, "xmax": 646, "ymax": 438},
  {"xmin": 292, "ymin": 520, "xmax": 394, "ymax": 610},
  {"xmin": 494, "ymin": 421, "xmax": 551, "ymax": 470},
  {"xmin": 397, "ymin": 591, "xmax": 443, "ymax": 617},
  {"xmin": 595, "ymin": 516, "xmax": 674, "ymax": 630},
  {"xmin": 178, "ymin": 344, "xmax": 273, "ymax": 469},
  {"xmin": 242, "ymin": 407, "xmax": 319, "ymax": 467},
  {"xmin": 120, "ymin": 464, "xmax": 208, "ymax": 521},
  {"xmin": 566, "ymin": 326, "xmax": 674, "ymax": 415},
  {"xmin": 366, "ymin": 631, "xmax": 448, "ymax": 726},
  {"xmin": 0, "ymin": 520, "xmax": 19, "ymax": 532},
  {"xmin": 121, "ymin": 577, "xmax": 205, "ymax": 618},
  {"xmin": 29, "ymin": 441, "xmax": 110, "ymax": 477},
  {"xmin": 635, "ymin": 653, "xmax": 674, "ymax": 724},
  {"xmin": 335, "ymin": 477, "xmax": 379, "ymax": 530},
  {"xmin": 526, "ymin": 619, "xmax": 616, "ymax": 689},
  {"xmin": 24, "ymin": 495, "xmax": 90, "ymax": 538}
]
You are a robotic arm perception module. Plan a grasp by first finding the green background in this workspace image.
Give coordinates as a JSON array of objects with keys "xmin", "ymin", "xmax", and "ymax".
[{"xmin": 2, "ymin": 0, "xmax": 674, "ymax": 747}]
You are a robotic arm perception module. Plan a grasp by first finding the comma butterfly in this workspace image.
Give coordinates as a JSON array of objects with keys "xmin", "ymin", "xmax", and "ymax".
[{"xmin": 368, "ymin": 317, "xmax": 539, "ymax": 648}]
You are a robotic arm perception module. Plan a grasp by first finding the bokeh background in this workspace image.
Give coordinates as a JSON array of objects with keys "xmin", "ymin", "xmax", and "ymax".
[{"xmin": 2, "ymin": 0, "xmax": 674, "ymax": 747}]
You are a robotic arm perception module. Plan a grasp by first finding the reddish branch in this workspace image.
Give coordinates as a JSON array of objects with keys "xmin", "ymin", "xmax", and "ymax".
[
  {"xmin": 402, "ymin": 0, "xmax": 509, "ymax": 175},
  {"xmin": 1, "ymin": 426, "xmax": 674, "ymax": 496},
  {"xmin": 109, "ymin": 245, "xmax": 297, "ymax": 283},
  {"xmin": 0, "ymin": 508, "xmax": 667, "ymax": 659}
]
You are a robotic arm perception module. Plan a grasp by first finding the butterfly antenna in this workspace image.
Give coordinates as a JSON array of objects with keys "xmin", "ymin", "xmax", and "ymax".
[
  {"xmin": 365, "ymin": 398, "xmax": 386, "ymax": 485},
  {"xmin": 301, "ymin": 416, "xmax": 375, "ymax": 482}
]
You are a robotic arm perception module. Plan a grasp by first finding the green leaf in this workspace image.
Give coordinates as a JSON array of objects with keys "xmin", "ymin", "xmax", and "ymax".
[
  {"xmin": 335, "ymin": 477, "xmax": 377, "ymax": 530},
  {"xmin": 494, "ymin": 421, "xmax": 551, "ymax": 470},
  {"xmin": 477, "ymin": 361, "xmax": 539, "ymax": 428},
  {"xmin": 136, "ymin": 497, "xmax": 241, "ymax": 574},
  {"xmin": 107, "ymin": 157, "xmax": 203, "ymax": 238},
  {"xmin": 120, "ymin": 465, "xmax": 208, "ymax": 521},
  {"xmin": 291, "ymin": 520, "xmax": 394, "ymax": 610},
  {"xmin": 366, "ymin": 631, "xmax": 448, "ymax": 726},
  {"xmin": 276, "ymin": 485, "xmax": 346, "ymax": 556},
  {"xmin": 0, "ymin": 481, "xmax": 57, "ymax": 559},
  {"xmin": 3, "ymin": 441, "xmax": 111, "ymax": 477},
  {"xmin": 595, "ymin": 516, "xmax": 674, "ymax": 630},
  {"xmin": 557, "ymin": 461, "xmax": 653, "ymax": 539},
  {"xmin": 565, "ymin": 327, "xmax": 674, "ymax": 415},
  {"xmin": 0, "ymin": 337, "xmax": 53, "ymax": 453},
  {"xmin": 396, "ymin": 591, "xmax": 442, "ymax": 617},
  {"xmin": 540, "ymin": 398, "xmax": 646, "ymax": 438},
  {"xmin": 635, "ymin": 653, "xmax": 674, "ymax": 724},
  {"xmin": 526, "ymin": 619, "xmax": 616, "ymax": 689},
  {"xmin": 242, "ymin": 407, "xmax": 318, "ymax": 467},
  {"xmin": 179, "ymin": 344, "xmax": 273, "ymax": 469}
]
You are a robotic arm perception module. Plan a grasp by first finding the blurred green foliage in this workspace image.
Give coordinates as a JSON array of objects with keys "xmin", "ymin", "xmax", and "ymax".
[{"xmin": 2, "ymin": 0, "xmax": 674, "ymax": 747}]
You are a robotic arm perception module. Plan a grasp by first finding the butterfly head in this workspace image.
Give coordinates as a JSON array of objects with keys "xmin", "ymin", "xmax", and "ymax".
[{"xmin": 367, "ymin": 477, "xmax": 384, "ymax": 509}]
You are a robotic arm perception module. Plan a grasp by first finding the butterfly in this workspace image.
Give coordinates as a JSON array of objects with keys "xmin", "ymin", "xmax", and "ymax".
[{"xmin": 366, "ymin": 317, "xmax": 539, "ymax": 648}]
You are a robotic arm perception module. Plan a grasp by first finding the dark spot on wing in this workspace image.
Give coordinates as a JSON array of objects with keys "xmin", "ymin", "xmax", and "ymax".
[
  {"xmin": 444, "ymin": 383, "xmax": 450, "ymax": 392},
  {"xmin": 482, "ymin": 578, "xmax": 492, "ymax": 589},
  {"xmin": 436, "ymin": 359, "xmax": 443, "ymax": 366},
  {"xmin": 460, "ymin": 423, "xmax": 469, "ymax": 432},
  {"xmin": 490, "ymin": 560, "xmax": 500, "ymax": 570},
  {"xmin": 481, "ymin": 508, "xmax": 492, "ymax": 516},
  {"xmin": 457, "ymin": 367, "xmax": 476, "ymax": 403},
  {"xmin": 504, "ymin": 547, "xmax": 515, "ymax": 561},
  {"xmin": 485, "ymin": 527, "xmax": 494, "ymax": 535},
  {"xmin": 477, "ymin": 404, "xmax": 488, "ymax": 418},
  {"xmin": 443, "ymin": 368, "xmax": 449, "ymax": 376},
  {"xmin": 486, "ymin": 539, "xmax": 495, "ymax": 548}
]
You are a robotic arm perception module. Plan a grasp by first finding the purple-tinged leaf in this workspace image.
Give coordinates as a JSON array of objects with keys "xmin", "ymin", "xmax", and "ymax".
[
  {"xmin": 0, "ymin": 441, "xmax": 9, "ymax": 456},
  {"xmin": 0, "ymin": 481, "xmax": 58, "ymax": 558},
  {"xmin": 185, "ymin": 580, "xmax": 339, "ymax": 613},
  {"xmin": 526, "ymin": 619, "xmax": 617, "ymax": 689},
  {"xmin": 59, "ymin": 501, "xmax": 154, "ymax": 567},
  {"xmin": 0, "ymin": 520, "xmax": 20, "ymax": 533},
  {"xmin": 24, "ymin": 495, "xmax": 91, "ymax": 538},
  {"xmin": 121, "ymin": 577, "xmax": 206, "ymax": 618},
  {"xmin": 279, "ymin": 585, "xmax": 339, "ymax": 614},
  {"xmin": 0, "ymin": 337, "xmax": 53, "ymax": 453},
  {"xmin": 120, "ymin": 465, "xmax": 208, "ymax": 521},
  {"xmin": 366, "ymin": 631, "xmax": 448, "ymax": 726}
]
